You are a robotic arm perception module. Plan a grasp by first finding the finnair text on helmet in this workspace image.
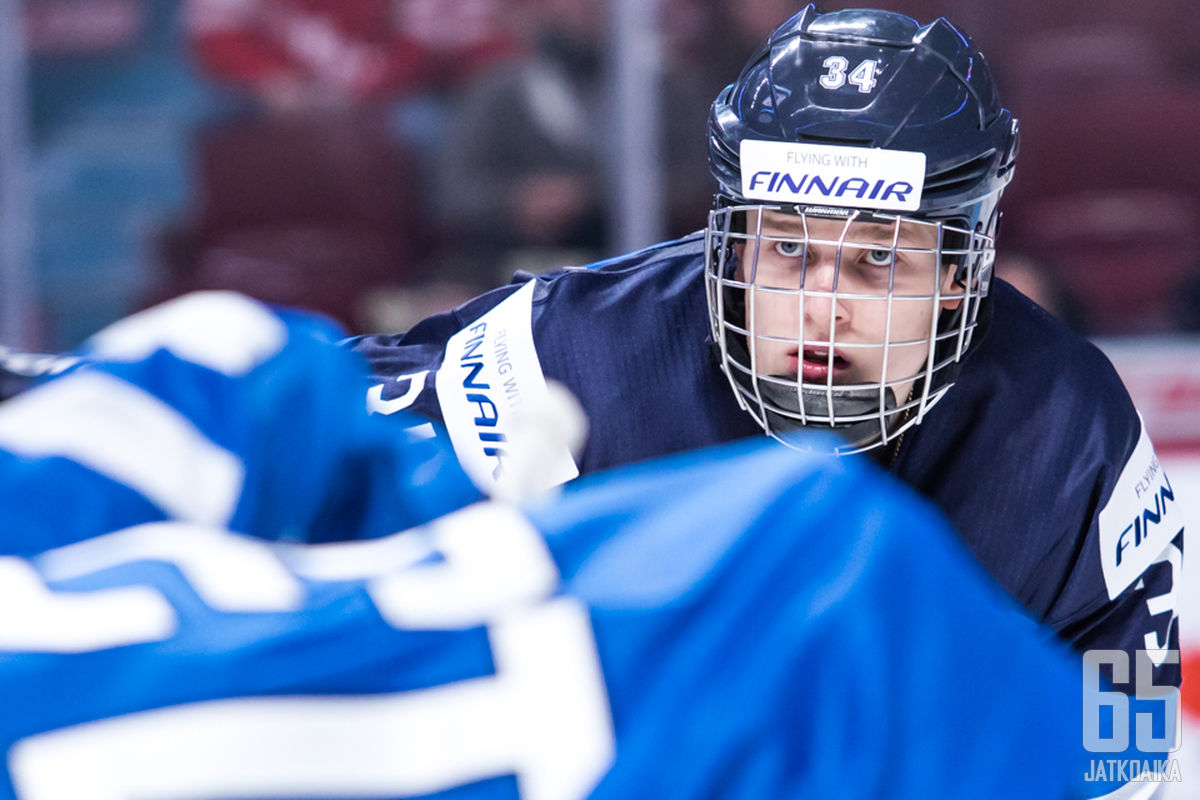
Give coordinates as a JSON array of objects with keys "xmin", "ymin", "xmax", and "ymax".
[
  {"xmin": 784, "ymin": 150, "xmax": 870, "ymax": 169},
  {"xmin": 739, "ymin": 140, "xmax": 926, "ymax": 212},
  {"xmin": 747, "ymin": 172, "xmax": 914, "ymax": 204}
]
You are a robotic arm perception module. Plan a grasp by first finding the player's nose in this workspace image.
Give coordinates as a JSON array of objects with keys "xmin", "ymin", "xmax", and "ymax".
[{"xmin": 800, "ymin": 259, "xmax": 850, "ymax": 328}]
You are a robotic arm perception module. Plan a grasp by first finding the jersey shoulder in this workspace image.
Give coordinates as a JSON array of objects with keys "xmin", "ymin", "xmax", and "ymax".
[
  {"xmin": 349, "ymin": 232, "xmax": 734, "ymax": 484},
  {"xmin": 526, "ymin": 230, "xmax": 708, "ymax": 307},
  {"xmin": 938, "ymin": 277, "xmax": 1143, "ymax": 483},
  {"xmin": 903, "ymin": 280, "xmax": 1182, "ymax": 697},
  {"xmin": 348, "ymin": 232, "xmax": 706, "ymax": 381},
  {"xmin": 986, "ymin": 278, "xmax": 1135, "ymax": 413}
]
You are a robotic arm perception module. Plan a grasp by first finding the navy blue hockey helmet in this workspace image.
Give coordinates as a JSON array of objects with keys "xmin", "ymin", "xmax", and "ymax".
[
  {"xmin": 708, "ymin": 4, "xmax": 1018, "ymax": 234},
  {"xmin": 704, "ymin": 6, "xmax": 1019, "ymax": 455}
]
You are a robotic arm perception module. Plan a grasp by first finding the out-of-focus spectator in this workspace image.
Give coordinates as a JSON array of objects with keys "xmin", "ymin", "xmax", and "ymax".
[
  {"xmin": 432, "ymin": 0, "xmax": 610, "ymax": 284},
  {"xmin": 679, "ymin": 0, "xmax": 805, "ymax": 102},
  {"xmin": 431, "ymin": 0, "xmax": 712, "ymax": 287},
  {"xmin": 1173, "ymin": 271, "xmax": 1200, "ymax": 333},
  {"xmin": 1007, "ymin": 190, "xmax": 1200, "ymax": 337}
]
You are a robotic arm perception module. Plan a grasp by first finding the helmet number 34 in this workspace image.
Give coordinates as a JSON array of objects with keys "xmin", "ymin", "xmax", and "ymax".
[{"xmin": 819, "ymin": 57, "xmax": 880, "ymax": 93}]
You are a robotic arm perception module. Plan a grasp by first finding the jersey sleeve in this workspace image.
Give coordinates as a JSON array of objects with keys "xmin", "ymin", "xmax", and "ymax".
[
  {"xmin": 350, "ymin": 278, "xmax": 582, "ymax": 497},
  {"xmin": 347, "ymin": 280, "xmax": 527, "ymax": 426},
  {"xmin": 1046, "ymin": 417, "xmax": 1183, "ymax": 792},
  {"xmin": 1052, "ymin": 419, "xmax": 1182, "ymax": 665},
  {"xmin": 895, "ymin": 286, "xmax": 1186, "ymax": 796}
]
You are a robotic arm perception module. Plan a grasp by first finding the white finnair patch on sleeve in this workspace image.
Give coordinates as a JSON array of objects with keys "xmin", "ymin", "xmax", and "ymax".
[
  {"xmin": 435, "ymin": 281, "xmax": 579, "ymax": 494},
  {"xmin": 1097, "ymin": 417, "xmax": 1182, "ymax": 600}
]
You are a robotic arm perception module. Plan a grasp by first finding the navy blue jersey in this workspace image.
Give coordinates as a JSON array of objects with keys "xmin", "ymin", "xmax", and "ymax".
[
  {"xmin": 0, "ymin": 438, "xmax": 1093, "ymax": 800},
  {"xmin": 352, "ymin": 232, "xmax": 1185, "ymax": 700}
]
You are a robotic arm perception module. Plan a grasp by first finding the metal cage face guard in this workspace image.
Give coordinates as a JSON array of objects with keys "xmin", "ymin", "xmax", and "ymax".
[
  {"xmin": 700, "ymin": 6, "xmax": 1017, "ymax": 455},
  {"xmin": 705, "ymin": 202, "xmax": 994, "ymax": 455}
]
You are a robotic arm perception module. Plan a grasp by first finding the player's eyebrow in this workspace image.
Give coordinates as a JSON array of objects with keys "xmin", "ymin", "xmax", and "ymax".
[
  {"xmin": 752, "ymin": 214, "xmax": 809, "ymax": 236},
  {"xmin": 757, "ymin": 213, "xmax": 932, "ymax": 246}
]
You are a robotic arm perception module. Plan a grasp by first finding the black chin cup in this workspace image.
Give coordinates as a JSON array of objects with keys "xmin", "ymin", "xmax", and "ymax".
[
  {"xmin": 756, "ymin": 377, "xmax": 900, "ymax": 449},
  {"xmin": 719, "ymin": 324, "xmax": 902, "ymax": 450}
]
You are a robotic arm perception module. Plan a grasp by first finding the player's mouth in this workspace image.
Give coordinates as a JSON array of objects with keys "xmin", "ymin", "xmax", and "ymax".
[{"xmin": 794, "ymin": 348, "xmax": 851, "ymax": 381}]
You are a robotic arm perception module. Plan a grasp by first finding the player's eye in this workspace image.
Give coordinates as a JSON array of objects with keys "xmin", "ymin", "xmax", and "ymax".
[
  {"xmin": 773, "ymin": 239, "xmax": 805, "ymax": 258},
  {"xmin": 863, "ymin": 248, "xmax": 895, "ymax": 267}
]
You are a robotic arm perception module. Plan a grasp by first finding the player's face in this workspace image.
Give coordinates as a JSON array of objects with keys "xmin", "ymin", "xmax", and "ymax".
[{"xmin": 733, "ymin": 210, "xmax": 961, "ymax": 403}]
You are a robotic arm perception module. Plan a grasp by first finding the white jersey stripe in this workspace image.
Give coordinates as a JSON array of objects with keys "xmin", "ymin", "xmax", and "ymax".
[{"xmin": 0, "ymin": 371, "xmax": 244, "ymax": 526}]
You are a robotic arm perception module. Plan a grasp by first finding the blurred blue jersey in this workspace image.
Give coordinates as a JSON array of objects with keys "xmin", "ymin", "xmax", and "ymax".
[
  {"xmin": 0, "ymin": 438, "xmax": 1091, "ymax": 800},
  {"xmin": 0, "ymin": 292, "xmax": 479, "ymax": 554}
]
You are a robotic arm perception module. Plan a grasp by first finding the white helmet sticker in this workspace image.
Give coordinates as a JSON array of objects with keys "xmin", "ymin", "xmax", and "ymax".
[{"xmin": 739, "ymin": 140, "xmax": 927, "ymax": 212}]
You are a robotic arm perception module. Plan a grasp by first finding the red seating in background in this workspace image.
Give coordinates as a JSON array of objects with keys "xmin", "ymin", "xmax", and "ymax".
[
  {"xmin": 963, "ymin": 0, "xmax": 1200, "ymax": 77},
  {"xmin": 151, "ymin": 111, "xmax": 426, "ymax": 332},
  {"xmin": 1001, "ymin": 82, "xmax": 1200, "ymax": 334},
  {"xmin": 1009, "ymin": 190, "xmax": 1200, "ymax": 336},
  {"xmin": 998, "ymin": 25, "xmax": 1170, "ymax": 117},
  {"xmin": 1006, "ymin": 83, "xmax": 1200, "ymax": 202}
]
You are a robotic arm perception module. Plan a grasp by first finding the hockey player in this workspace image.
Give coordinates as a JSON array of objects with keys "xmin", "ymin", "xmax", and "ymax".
[
  {"xmin": 352, "ymin": 3, "xmax": 1184, "ymax": 764},
  {"xmin": 0, "ymin": 291, "xmax": 1093, "ymax": 797}
]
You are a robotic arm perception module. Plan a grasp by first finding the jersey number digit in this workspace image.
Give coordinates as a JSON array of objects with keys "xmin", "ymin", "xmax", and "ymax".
[{"xmin": 819, "ymin": 56, "xmax": 879, "ymax": 93}]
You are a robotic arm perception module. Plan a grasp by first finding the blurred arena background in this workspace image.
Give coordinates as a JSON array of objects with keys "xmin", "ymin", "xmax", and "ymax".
[{"xmin": 1, "ymin": 0, "xmax": 1198, "ymax": 786}]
